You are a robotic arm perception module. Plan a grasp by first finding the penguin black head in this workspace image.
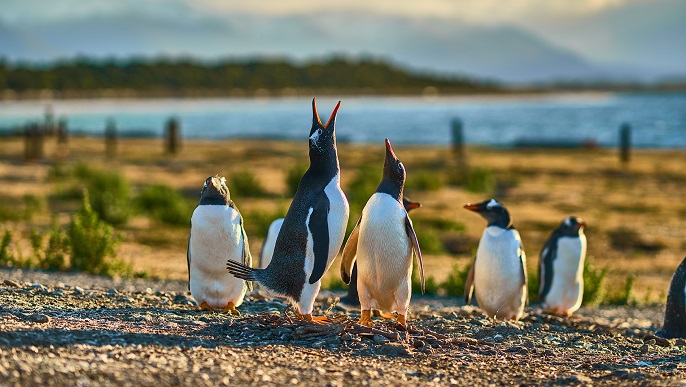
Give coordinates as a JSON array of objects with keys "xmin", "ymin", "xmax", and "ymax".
[
  {"xmin": 375, "ymin": 138, "xmax": 406, "ymax": 202},
  {"xmin": 464, "ymin": 198, "xmax": 512, "ymax": 229},
  {"xmin": 403, "ymin": 197, "xmax": 421, "ymax": 213},
  {"xmin": 309, "ymin": 98, "xmax": 341, "ymax": 169},
  {"xmin": 558, "ymin": 216, "xmax": 585, "ymax": 236},
  {"xmin": 199, "ymin": 175, "xmax": 231, "ymax": 205}
]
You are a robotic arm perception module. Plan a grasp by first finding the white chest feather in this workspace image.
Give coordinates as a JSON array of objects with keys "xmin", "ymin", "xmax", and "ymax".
[
  {"xmin": 189, "ymin": 205, "xmax": 247, "ymax": 308},
  {"xmin": 544, "ymin": 234, "xmax": 586, "ymax": 313},
  {"xmin": 474, "ymin": 226, "xmax": 526, "ymax": 319}
]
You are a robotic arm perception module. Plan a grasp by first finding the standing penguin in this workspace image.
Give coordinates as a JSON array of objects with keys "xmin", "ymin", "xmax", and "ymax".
[
  {"xmin": 658, "ymin": 256, "xmax": 686, "ymax": 338},
  {"xmin": 538, "ymin": 216, "xmax": 587, "ymax": 316},
  {"xmin": 258, "ymin": 218, "xmax": 285, "ymax": 269},
  {"xmin": 227, "ymin": 99, "xmax": 349, "ymax": 323},
  {"xmin": 464, "ymin": 199, "xmax": 527, "ymax": 320},
  {"xmin": 188, "ymin": 175, "xmax": 252, "ymax": 314},
  {"xmin": 340, "ymin": 139, "xmax": 424, "ymax": 327},
  {"xmin": 338, "ymin": 197, "xmax": 422, "ymax": 310}
]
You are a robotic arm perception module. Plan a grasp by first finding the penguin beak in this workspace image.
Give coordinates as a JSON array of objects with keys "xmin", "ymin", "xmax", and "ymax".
[
  {"xmin": 463, "ymin": 203, "xmax": 481, "ymax": 212},
  {"xmin": 385, "ymin": 138, "xmax": 397, "ymax": 160},
  {"xmin": 324, "ymin": 100, "xmax": 341, "ymax": 128},
  {"xmin": 578, "ymin": 219, "xmax": 586, "ymax": 228},
  {"xmin": 311, "ymin": 99, "xmax": 341, "ymax": 135},
  {"xmin": 405, "ymin": 201, "xmax": 421, "ymax": 210}
]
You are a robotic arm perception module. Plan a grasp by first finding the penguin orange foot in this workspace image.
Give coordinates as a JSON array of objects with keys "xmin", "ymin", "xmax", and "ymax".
[
  {"xmin": 221, "ymin": 302, "xmax": 240, "ymax": 315},
  {"xmin": 373, "ymin": 310, "xmax": 396, "ymax": 320},
  {"xmin": 199, "ymin": 301, "xmax": 214, "ymax": 312},
  {"xmin": 358, "ymin": 310, "xmax": 374, "ymax": 327},
  {"xmin": 396, "ymin": 314, "xmax": 407, "ymax": 327},
  {"xmin": 301, "ymin": 314, "xmax": 330, "ymax": 325}
]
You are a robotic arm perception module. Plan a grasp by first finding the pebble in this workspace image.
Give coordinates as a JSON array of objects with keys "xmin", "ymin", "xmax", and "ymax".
[
  {"xmin": 3, "ymin": 279, "xmax": 20, "ymax": 287},
  {"xmin": 378, "ymin": 343, "xmax": 413, "ymax": 358},
  {"xmin": 73, "ymin": 286, "xmax": 85, "ymax": 294},
  {"xmin": 27, "ymin": 314, "xmax": 50, "ymax": 324},
  {"xmin": 107, "ymin": 289, "xmax": 118, "ymax": 296}
]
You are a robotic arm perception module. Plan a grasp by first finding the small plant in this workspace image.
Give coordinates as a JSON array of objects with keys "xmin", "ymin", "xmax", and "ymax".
[
  {"xmin": 68, "ymin": 190, "xmax": 124, "ymax": 276},
  {"xmin": 527, "ymin": 265, "xmax": 540, "ymax": 303},
  {"xmin": 229, "ymin": 171, "xmax": 267, "ymax": 197},
  {"xmin": 136, "ymin": 184, "xmax": 193, "ymax": 226},
  {"xmin": 42, "ymin": 224, "xmax": 69, "ymax": 271},
  {"xmin": 441, "ymin": 262, "xmax": 472, "ymax": 297},
  {"xmin": 412, "ymin": 224, "xmax": 445, "ymax": 254},
  {"xmin": 605, "ymin": 274, "xmax": 636, "ymax": 305},
  {"xmin": 582, "ymin": 258, "xmax": 608, "ymax": 306},
  {"xmin": 86, "ymin": 169, "xmax": 133, "ymax": 226},
  {"xmin": 407, "ymin": 171, "xmax": 445, "ymax": 192},
  {"xmin": 412, "ymin": 264, "xmax": 439, "ymax": 295},
  {"xmin": 285, "ymin": 163, "xmax": 308, "ymax": 197},
  {"xmin": 22, "ymin": 195, "xmax": 43, "ymax": 220},
  {"xmin": 0, "ymin": 230, "xmax": 15, "ymax": 266},
  {"xmin": 463, "ymin": 167, "xmax": 495, "ymax": 193},
  {"xmin": 324, "ymin": 275, "xmax": 347, "ymax": 291}
]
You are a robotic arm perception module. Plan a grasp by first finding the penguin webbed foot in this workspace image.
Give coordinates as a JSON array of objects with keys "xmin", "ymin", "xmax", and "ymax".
[
  {"xmin": 221, "ymin": 302, "xmax": 240, "ymax": 315},
  {"xmin": 373, "ymin": 310, "xmax": 396, "ymax": 320},
  {"xmin": 302, "ymin": 314, "xmax": 331, "ymax": 325},
  {"xmin": 198, "ymin": 301, "xmax": 214, "ymax": 312},
  {"xmin": 357, "ymin": 310, "xmax": 374, "ymax": 327}
]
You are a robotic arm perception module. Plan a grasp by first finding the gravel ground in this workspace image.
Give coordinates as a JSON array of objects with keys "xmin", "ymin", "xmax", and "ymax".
[{"xmin": 0, "ymin": 268, "xmax": 685, "ymax": 386}]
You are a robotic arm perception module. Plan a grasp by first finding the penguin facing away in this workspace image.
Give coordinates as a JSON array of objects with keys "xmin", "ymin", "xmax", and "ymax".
[
  {"xmin": 340, "ymin": 139, "xmax": 424, "ymax": 327},
  {"xmin": 259, "ymin": 218, "xmax": 285, "ymax": 269},
  {"xmin": 338, "ymin": 197, "xmax": 422, "ymax": 310},
  {"xmin": 658, "ymin": 256, "xmax": 686, "ymax": 338},
  {"xmin": 188, "ymin": 175, "xmax": 252, "ymax": 314},
  {"xmin": 538, "ymin": 216, "xmax": 587, "ymax": 316},
  {"xmin": 464, "ymin": 199, "xmax": 527, "ymax": 321},
  {"xmin": 227, "ymin": 99, "xmax": 350, "ymax": 324}
]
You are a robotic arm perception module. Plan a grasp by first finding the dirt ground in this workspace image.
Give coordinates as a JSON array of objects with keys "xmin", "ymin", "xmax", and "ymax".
[{"xmin": 1, "ymin": 268, "xmax": 685, "ymax": 386}]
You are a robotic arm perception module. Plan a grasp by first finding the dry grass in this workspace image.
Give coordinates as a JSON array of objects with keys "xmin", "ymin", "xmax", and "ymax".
[{"xmin": 1, "ymin": 136, "xmax": 684, "ymax": 301}]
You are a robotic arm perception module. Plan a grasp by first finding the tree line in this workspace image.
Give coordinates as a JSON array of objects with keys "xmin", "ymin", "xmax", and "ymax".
[{"xmin": 0, "ymin": 56, "xmax": 497, "ymax": 96}]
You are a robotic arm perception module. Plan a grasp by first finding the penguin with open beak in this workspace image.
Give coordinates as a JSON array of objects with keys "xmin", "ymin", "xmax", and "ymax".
[
  {"xmin": 340, "ymin": 139, "xmax": 424, "ymax": 327},
  {"xmin": 464, "ymin": 199, "xmax": 527, "ymax": 321},
  {"xmin": 227, "ymin": 99, "xmax": 349, "ymax": 324}
]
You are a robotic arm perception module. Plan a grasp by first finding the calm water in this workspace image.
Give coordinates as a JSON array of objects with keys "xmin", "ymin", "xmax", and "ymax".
[{"xmin": 0, "ymin": 93, "xmax": 684, "ymax": 148}]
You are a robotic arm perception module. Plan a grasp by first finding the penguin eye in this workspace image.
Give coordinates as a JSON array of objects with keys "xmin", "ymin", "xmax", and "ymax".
[{"xmin": 317, "ymin": 128, "xmax": 323, "ymax": 136}]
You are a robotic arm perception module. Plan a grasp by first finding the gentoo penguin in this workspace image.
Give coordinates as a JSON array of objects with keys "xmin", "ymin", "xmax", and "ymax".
[
  {"xmin": 259, "ymin": 218, "xmax": 285, "ymax": 269},
  {"xmin": 227, "ymin": 99, "xmax": 349, "ymax": 323},
  {"xmin": 658, "ymin": 256, "xmax": 686, "ymax": 338},
  {"xmin": 340, "ymin": 139, "xmax": 424, "ymax": 327},
  {"xmin": 538, "ymin": 216, "xmax": 587, "ymax": 316},
  {"xmin": 188, "ymin": 175, "xmax": 252, "ymax": 314},
  {"xmin": 464, "ymin": 199, "xmax": 527, "ymax": 320},
  {"xmin": 338, "ymin": 197, "xmax": 421, "ymax": 310}
]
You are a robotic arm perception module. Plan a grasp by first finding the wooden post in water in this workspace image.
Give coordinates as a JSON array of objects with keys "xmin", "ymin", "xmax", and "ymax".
[
  {"xmin": 451, "ymin": 117, "xmax": 467, "ymax": 173},
  {"xmin": 165, "ymin": 117, "xmax": 180, "ymax": 155},
  {"xmin": 105, "ymin": 118, "xmax": 117, "ymax": 157},
  {"xmin": 24, "ymin": 123, "xmax": 43, "ymax": 161},
  {"xmin": 57, "ymin": 118, "xmax": 69, "ymax": 144},
  {"xmin": 620, "ymin": 123, "xmax": 631, "ymax": 166}
]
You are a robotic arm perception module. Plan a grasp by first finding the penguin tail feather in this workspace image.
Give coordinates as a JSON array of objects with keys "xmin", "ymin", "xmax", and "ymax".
[{"xmin": 226, "ymin": 260, "xmax": 258, "ymax": 282}]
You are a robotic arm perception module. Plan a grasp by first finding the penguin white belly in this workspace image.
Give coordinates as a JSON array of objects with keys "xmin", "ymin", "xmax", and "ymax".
[
  {"xmin": 544, "ymin": 235, "xmax": 586, "ymax": 314},
  {"xmin": 356, "ymin": 193, "xmax": 412, "ymax": 313},
  {"xmin": 474, "ymin": 226, "xmax": 526, "ymax": 320},
  {"xmin": 189, "ymin": 206, "xmax": 247, "ymax": 309},
  {"xmin": 260, "ymin": 218, "xmax": 284, "ymax": 269},
  {"xmin": 298, "ymin": 174, "xmax": 350, "ymax": 315}
]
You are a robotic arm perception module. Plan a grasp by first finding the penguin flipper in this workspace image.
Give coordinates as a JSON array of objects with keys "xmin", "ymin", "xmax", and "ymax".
[
  {"xmin": 308, "ymin": 196, "xmax": 331, "ymax": 285},
  {"xmin": 239, "ymin": 215, "xmax": 254, "ymax": 291},
  {"xmin": 340, "ymin": 217, "xmax": 361, "ymax": 284},
  {"xmin": 464, "ymin": 260, "xmax": 475, "ymax": 304},
  {"xmin": 517, "ymin": 235, "xmax": 528, "ymax": 305},
  {"xmin": 405, "ymin": 214, "xmax": 425, "ymax": 294},
  {"xmin": 186, "ymin": 230, "xmax": 192, "ymax": 291}
]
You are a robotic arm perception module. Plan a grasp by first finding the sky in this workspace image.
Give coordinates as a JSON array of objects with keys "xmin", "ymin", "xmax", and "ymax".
[{"xmin": 1, "ymin": 0, "xmax": 684, "ymax": 82}]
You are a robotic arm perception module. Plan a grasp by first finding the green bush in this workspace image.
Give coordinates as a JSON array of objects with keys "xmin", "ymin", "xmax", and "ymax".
[
  {"xmin": 229, "ymin": 171, "xmax": 267, "ymax": 197},
  {"xmin": 68, "ymin": 191, "xmax": 124, "ymax": 276},
  {"xmin": 412, "ymin": 263, "xmax": 439, "ymax": 295},
  {"xmin": 346, "ymin": 165, "xmax": 381, "ymax": 213},
  {"xmin": 324, "ymin": 276, "xmax": 347, "ymax": 291},
  {"xmin": 527, "ymin": 264, "xmax": 539, "ymax": 303},
  {"xmin": 407, "ymin": 171, "xmax": 444, "ymax": 191},
  {"xmin": 463, "ymin": 167, "xmax": 495, "ymax": 193},
  {"xmin": 243, "ymin": 208, "xmax": 286, "ymax": 238},
  {"xmin": 412, "ymin": 224, "xmax": 445, "ymax": 254},
  {"xmin": 604, "ymin": 274, "xmax": 636, "ymax": 306},
  {"xmin": 0, "ymin": 230, "xmax": 15, "ymax": 266},
  {"xmin": 582, "ymin": 258, "xmax": 608, "ymax": 306},
  {"xmin": 441, "ymin": 263, "xmax": 472, "ymax": 297},
  {"xmin": 137, "ymin": 184, "xmax": 193, "ymax": 226},
  {"xmin": 43, "ymin": 225, "xmax": 69, "ymax": 271},
  {"xmin": 86, "ymin": 169, "xmax": 132, "ymax": 226},
  {"xmin": 22, "ymin": 195, "xmax": 43, "ymax": 220},
  {"xmin": 285, "ymin": 163, "xmax": 308, "ymax": 197}
]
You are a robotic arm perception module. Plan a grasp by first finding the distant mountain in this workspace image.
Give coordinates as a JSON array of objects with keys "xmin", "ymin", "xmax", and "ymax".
[{"xmin": 0, "ymin": 12, "xmax": 661, "ymax": 83}]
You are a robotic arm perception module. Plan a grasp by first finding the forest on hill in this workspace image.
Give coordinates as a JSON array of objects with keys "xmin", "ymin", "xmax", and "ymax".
[{"xmin": 0, "ymin": 56, "xmax": 499, "ymax": 98}]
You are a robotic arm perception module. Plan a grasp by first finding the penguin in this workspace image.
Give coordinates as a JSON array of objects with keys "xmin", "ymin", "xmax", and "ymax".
[
  {"xmin": 463, "ymin": 199, "xmax": 527, "ymax": 321},
  {"xmin": 338, "ymin": 197, "xmax": 422, "ymax": 310},
  {"xmin": 538, "ymin": 216, "xmax": 587, "ymax": 316},
  {"xmin": 340, "ymin": 139, "xmax": 424, "ymax": 327},
  {"xmin": 227, "ymin": 99, "xmax": 349, "ymax": 324},
  {"xmin": 258, "ymin": 218, "xmax": 285, "ymax": 269},
  {"xmin": 658, "ymin": 256, "xmax": 686, "ymax": 338},
  {"xmin": 187, "ymin": 175, "xmax": 252, "ymax": 314}
]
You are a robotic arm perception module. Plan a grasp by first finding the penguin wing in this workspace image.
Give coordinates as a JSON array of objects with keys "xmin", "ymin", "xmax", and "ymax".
[
  {"xmin": 538, "ymin": 231, "xmax": 559, "ymax": 303},
  {"xmin": 307, "ymin": 195, "xmax": 331, "ymax": 285},
  {"xmin": 340, "ymin": 217, "xmax": 361, "ymax": 284},
  {"xmin": 186, "ymin": 228, "xmax": 192, "ymax": 291},
  {"xmin": 464, "ymin": 258, "xmax": 475, "ymax": 304},
  {"xmin": 239, "ymin": 214, "xmax": 254, "ymax": 291},
  {"xmin": 405, "ymin": 214, "xmax": 425, "ymax": 294},
  {"xmin": 518, "ymin": 241, "xmax": 528, "ymax": 305}
]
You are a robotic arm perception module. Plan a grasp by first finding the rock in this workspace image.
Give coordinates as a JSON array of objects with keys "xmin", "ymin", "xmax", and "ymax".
[
  {"xmin": 3, "ymin": 280, "xmax": 20, "ymax": 287},
  {"xmin": 378, "ymin": 343, "xmax": 413, "ymax": 358},
  {"xmin": 107, "ymin": 289, "xmax": 118, "ymax": 297},
  {"xmin": 50, "ymin": 289, "xmax": 64, "ymax": 297},
  {"xmin": 27, "ymin": 314, "xmax": 50, "ymax": 324},
  {"xmin": 73, "ymin": 286, "xmax": 85, "ymax": 294},
  {"xmin": 373, "ymin": 335, "xmax": 389, "ymax": 344},
  {"xmin": 643, "ymin": 334, "xmax": 671, "ymax": 347}
]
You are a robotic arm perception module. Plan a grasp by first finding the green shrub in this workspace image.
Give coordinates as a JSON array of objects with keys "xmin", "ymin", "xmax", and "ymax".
[
  {"xmin": 0, "ymin": 230, "xmax": 15, "ymax": 266},
  {"xmin": 412, "ymin": 263, "xmax": 439, "ymax": 295},
  {"xmin": 22, "ymin": 195, "xmax": 43, "ymax": 220},
  {"xmin": 527, "ymin": 265, "xmax": 539, "ymax": 303},
  {"xmin": 412, "ymin": 224, "xmax": 445, "ymax": 254},
  {"xmin": 243, "ymin": 208, "xmax": 286, "ymax": 238},
  {"xmin": 285, "ymin": 163, "xmax": 308, "ymax": 197},
  {"xmin": 463, "ymin": 167, "xmax": 495, "ymax": 193},
  {"xmin": 582, "ymin": 258, "xmax": 608, "ymax": 306},
  {"xmin": 86, "ymin": 169, "xmax": 132, "ymax": 226},
  {"xmin": 324, "ymin": 276, "xmax": 347, "ymax": 291},
  {"xmin": 42, "ymin": 224, "xmax": 69, "ymax": 271},
  {"xmin": 604, "ymin": 274, "xmax": 636, "ymax": 306},
  {"xmin": 441, "ymin": 263, "xmax": 472, "ymax": 297},
  {"xmin": 229, "ymin": 171, "xmax": 267, "ymax": 197},
  {"xmin": 346, "ymin": 165, "xmax": 381, "ymax": 213},
  {"xmin": 137, "ymin": 184, "xmax": 193, "ymax": 226},
  {"xmin": 407, "ymin": 171, "xmax": 444, "ymax": 191},
  {"xmin": 68, "ymin": 191, "xmax": 124, "ymax": 276}
]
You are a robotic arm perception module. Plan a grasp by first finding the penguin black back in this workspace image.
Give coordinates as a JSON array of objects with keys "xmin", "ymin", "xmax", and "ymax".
[{"xmin": 659, "ymin": 256, "xmax": 686, "ymax": 338}]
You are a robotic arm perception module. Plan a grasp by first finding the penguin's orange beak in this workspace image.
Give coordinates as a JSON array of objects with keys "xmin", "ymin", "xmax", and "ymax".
[
  {"xmin": 464, "ymin": 203, "xmax": 480, "ymax": 211},
  {"xmin": 385, "ymin": 138, "xmax": 397, "ymax": 159},
  {"xmin": 406, "ymin": 201, "xmax": 421, "ymax": 210}
]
